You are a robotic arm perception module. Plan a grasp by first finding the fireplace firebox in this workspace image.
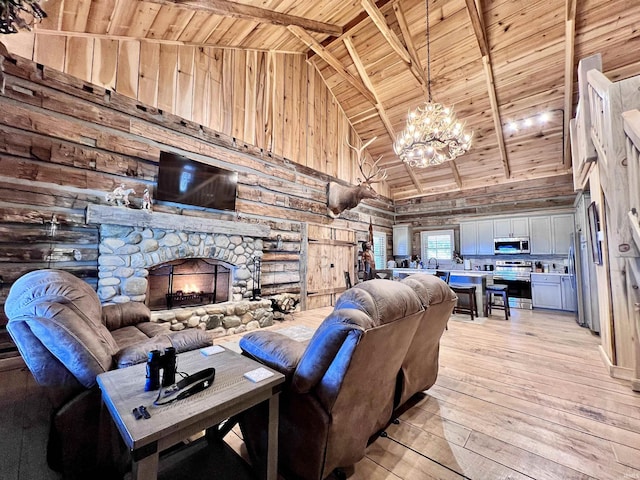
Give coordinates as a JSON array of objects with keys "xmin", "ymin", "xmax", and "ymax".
[{"xmin": 146, "ymin": 259, "xmax": 231, "ymax": 310}]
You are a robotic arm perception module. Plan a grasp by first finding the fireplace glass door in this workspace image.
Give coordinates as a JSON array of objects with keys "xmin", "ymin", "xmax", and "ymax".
[{"xmin": 146, "ymin": 259, "xmax": 231, "ymax": 310}]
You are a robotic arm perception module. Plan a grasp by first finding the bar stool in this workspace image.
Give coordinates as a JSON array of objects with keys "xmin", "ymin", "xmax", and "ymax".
[
  {"xmin": 449, "ymin": 284, "xmax": 478, "ymax": 321},
  {"xmin": 485, "ymin": 284, "xmax": 510, "ymax": 320}
]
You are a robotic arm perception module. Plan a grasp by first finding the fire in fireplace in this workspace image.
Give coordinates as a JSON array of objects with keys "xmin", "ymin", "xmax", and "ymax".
[{"xmin": 146, "ymin": 258, "xmax": 232, "ymax": 310}]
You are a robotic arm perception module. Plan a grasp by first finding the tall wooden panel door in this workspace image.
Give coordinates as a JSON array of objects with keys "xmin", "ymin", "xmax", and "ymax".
[{"xmin": 301, "ymin": 224, "xmax": 356, "ymax": 310}]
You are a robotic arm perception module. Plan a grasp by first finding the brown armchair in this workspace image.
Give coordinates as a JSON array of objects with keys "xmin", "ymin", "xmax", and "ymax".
[
  {"xmin": 397, "ymin": 273, "xmax": 457, "ymax": 408},
  {"xmin": 238, "ymin": 279, "xmax": 425, "ymax": 480},
  {"xmin": 5, "ymin": 269, "xmax": 212, "ymax": 479}
]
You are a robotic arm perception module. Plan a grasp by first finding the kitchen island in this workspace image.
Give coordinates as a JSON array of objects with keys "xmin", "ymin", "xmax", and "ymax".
[{"xmin": 392, "ymin": 269, "xmax": 493, "ymax": 317}]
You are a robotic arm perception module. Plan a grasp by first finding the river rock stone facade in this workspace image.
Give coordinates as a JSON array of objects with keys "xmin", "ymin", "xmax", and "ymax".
[
  {"xmin": 151, "ymin": 298, "xmax": 275, "ymax": 335},
  {"xmin": 97, "ymin": 224, "xmax": 263, "ymax": 304}
]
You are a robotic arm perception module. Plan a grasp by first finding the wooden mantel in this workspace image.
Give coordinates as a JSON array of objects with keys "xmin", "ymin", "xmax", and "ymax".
[{"xmin": 86, "ymin": 205, "xmax": 271, "ymax": 237}]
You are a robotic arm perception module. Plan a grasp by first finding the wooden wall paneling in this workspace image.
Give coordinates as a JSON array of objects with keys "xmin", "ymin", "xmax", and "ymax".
[
  {"xmin": 318, "ymin": 72, "xmax": 328, "ymax": 173},
  {"xmin": 232, "ymin": 49, "xmax": 246, "ymax": 141},
  {"xmin": 64, "ymin": 36, "xmax": 94, "ymax": 83},
  {"xmin": 115, "ymin": 40, "xmax": 140, "ymax": 99},
  {"xmin": 207, "ymin": 48, "xmax": 223, "ymax": 133},
  {"xmin": 34, "ymin": 35, "xmax": 66, "ymax": 72},
  {"xmin": 0, "ymin": 33, "xmax": 34, "ymax": 61},
  {"xmin": 305, "ymin": 62, "xmax": 316, "ymax": 169},
  {"xmin": 327, "ymin": 94, "xmax": 338, "ymax": 178},
  {"xmin": 91, "ymin": 39, "xmax": 118, "ymax": 90},
  {"xmin": 221, "ymin": 49, "xmax": 234, "ymax": 136},
  {"xmin": 157, "ymin": 44, "xmax": 178, "ymax": 112},
  {"xmin": 282, "ymin": 54, "xmax": 295, "ymax": 160},
  {"xmin": 192, "ymin": 47, "xmax": 210, "ymax": 126},
  {"xmin": 272, "ymin": 53, "xmax": 285, "ymax": 157},
  {"xmin": 253, "ymin": 51, "xmax": 268, "ymax": 150},
  {"xmin": 297, "ymin": 56, "xmax": 308, "ymax": 168},
  {"xmin": 243, "ymin": 50, "xmax": 257, "ymax": 146},
  {"xmin": 176, "ymin": 46, "xmax": 195, "ymax": 121},
  {"xmin": 137, "ymin": 41, "xmax": 160, "ymax": 107},
  {"xmin": 264, "ymin": 51, "xmax": 275, "ymax": 152}
]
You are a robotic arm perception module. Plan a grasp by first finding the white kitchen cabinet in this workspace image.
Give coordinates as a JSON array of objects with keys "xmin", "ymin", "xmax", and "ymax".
[
  {"xmin": 460, "ymin": 222, "xmax": 477, "ymax": 256},
  {"xmin": 477, "ymin": 220, "xmax": 495, "ymax": 255},
  {"xmin": 460, "ymin": 220, "xmax": 494, "ymax": 255},
  {"xmin": 494, "ymin": 217, "xmax": 529, "ymax": 238},
  {"xmin": 552, "ymin": 214, "xmax": 575, "ymax": 255},
  {"xmin": 393, "ymin": 224, "xmax": 411, "ymax": 256},
  {"xmin": 560, "ymin": 275, "xmax": 577, "ymax": 311},
  {"xmin": 529, "ymin": 216, "xmax": 552, "ymax": 254},
  {"xmin": 531, "ymin": 273, "xmax": 562, "ymax": 309}
]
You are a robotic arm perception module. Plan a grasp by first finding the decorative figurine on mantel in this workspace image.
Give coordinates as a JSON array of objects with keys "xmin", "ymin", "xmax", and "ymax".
[
  {"xmin": 105, "ymin": 183, "xmax": 135, "ymax": 207},
  {"xmin": 142, "ymin": 188, "xmax": 153, "ymax": 211}
]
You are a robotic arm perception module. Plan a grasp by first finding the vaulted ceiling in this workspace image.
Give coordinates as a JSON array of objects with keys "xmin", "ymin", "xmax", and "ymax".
[{"xmin": 15, "ymin": 0, "xmax": 640, "ymax": 205}]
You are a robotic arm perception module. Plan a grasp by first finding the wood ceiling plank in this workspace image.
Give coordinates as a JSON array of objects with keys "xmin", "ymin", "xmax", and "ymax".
[
  {"xmin": 61, "ymin": 0, "xmax": 92, "ymax": 32},
  {"xmin": 106, "ymin": 1, "xmax": 140, "ymax": 36},
  {"xmin": 86, "ymin": 0, "xmax": 117, "ymax": 34},
  {"xmin": 177, "ymin": 11, "xmax": 225, "ymax": 43},
  {"xmin": 144, "ymin": 0, "xmax": 342, "ymax": 36},
  {"xmin": 147, "ymin": 5, "xmax": 196, "ymax": 41}
]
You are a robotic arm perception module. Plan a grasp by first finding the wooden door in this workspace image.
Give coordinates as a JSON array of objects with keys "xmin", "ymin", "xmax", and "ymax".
[{"xmin": 301, "ymin": 224, "xmax": 356, "ymax": 310}]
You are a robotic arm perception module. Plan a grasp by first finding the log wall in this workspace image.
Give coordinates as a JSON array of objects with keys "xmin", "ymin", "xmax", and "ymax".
[
  {"xmin": 0, "ymin": 50, "xmax": 394, "ymax": 337},
  {"xmin": 1, "ymin": 33, "xmax": 390, "ymax": 198}
]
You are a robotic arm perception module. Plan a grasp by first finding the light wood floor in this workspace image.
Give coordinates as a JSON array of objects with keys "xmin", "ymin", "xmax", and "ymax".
[{"xmin": 2, "ymin": 307, "xmax": 640, "ymax": 480}]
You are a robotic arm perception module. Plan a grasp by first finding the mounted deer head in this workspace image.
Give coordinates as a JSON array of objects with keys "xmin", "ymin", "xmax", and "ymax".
[{"xmin": 327, "ymin": 137, "xmax": 387, "ymax": 218}]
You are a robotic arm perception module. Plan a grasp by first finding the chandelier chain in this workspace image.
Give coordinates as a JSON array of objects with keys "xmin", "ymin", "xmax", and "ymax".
[
  {"xmin": 426, "ymin": 0, "xmax": 432, "ymax": 102},
  {"xmin": 392, "ymin": 0, "xmax": 473, "ymax": 168}
]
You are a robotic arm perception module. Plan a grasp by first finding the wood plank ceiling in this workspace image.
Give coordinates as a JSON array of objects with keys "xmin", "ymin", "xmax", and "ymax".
[{"xmin": 25, "ymin": 0, "xmax": 640, "ymax": 205}]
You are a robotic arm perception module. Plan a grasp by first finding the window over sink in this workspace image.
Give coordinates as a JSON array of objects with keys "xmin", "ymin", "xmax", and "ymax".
[{"xmin": 420, "ymin": 230, "xmax": 454, "ymax": 266}]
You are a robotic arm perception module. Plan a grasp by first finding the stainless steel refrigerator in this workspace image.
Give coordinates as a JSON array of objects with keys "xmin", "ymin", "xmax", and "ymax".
[{"xmin": 569, "ymin": 231, "xmax": 600, "ymax": 333}]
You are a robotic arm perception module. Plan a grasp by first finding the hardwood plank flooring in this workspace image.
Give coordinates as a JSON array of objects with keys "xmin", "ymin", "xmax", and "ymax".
[{"xmin": 1, "ymin": 307, "xmax": 639, "ymax": 480}]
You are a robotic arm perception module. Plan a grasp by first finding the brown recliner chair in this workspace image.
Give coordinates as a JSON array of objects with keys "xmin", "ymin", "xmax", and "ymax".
[
  {"xmin": 397, "ymin": 273, "xmax": 457, "ymax": 408},
  {"xmin": 4, "ymin": 269, "xmax": 212, "ymax": 479},
  {"xmin": 238, "ymin": 279, "xmax": 425, "ymax": 480}
]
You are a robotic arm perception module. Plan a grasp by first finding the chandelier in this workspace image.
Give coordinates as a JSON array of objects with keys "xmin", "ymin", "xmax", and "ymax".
[
  {"xmin": 393, "ymin": 0, "xmax": 472, "ymax": 167},
  {"xmin": 0, "ymin": 0, "xmax": 47, "ymax": 34}
]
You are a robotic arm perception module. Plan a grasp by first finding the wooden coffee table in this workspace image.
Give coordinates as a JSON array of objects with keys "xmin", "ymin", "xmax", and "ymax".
[{"xmin": 96, "ymin": 348, "xmax": 285, "ymax": 480}]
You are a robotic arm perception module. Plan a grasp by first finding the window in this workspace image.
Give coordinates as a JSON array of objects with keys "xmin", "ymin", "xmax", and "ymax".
[
  {"xmin": 372, "ymin": 232, "xmax": 387, "ymax": 270},
  {"xmin": 420, "ymin": 230, "xmax": 454, "ymax": 265}
]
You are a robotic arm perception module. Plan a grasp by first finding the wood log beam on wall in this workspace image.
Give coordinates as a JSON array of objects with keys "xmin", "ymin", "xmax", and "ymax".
[
  {"xmin": 465, "ymin": 0, "xmax": 510, "ymax": 179},
  {"xmin": 343, "ymin": 36, "xmax": 423, "ymax": 194},
  {"xmin": 361, "ymin": 0, "xmax": 429, "ymax": 99},
  {"xmin": 564, "ymin": 0, "xmax": 578, "ymax": 168},
  {"xmin": 145, "ymin": 0, "xmax": 343, "ymax": 36},
  {"xmin": 287, "ymin": 26, "xmax": 376, "ymax": 105}
]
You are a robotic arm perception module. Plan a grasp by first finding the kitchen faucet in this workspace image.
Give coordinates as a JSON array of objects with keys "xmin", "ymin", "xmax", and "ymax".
[{"xmin": 427, "ymin": 257, "xmax": 439, "ymax": 269}]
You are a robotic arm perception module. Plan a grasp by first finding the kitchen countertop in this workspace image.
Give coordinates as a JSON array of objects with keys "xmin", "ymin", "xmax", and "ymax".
[
  {"xmin": 531, "ymin": 272, "xmax": 570, "ymax": 276},
  {"xmin": 392, "ymin": 268, "xmax": 493, "ymax": 278}
]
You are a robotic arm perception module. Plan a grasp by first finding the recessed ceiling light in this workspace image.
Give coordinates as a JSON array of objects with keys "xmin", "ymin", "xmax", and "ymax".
[
  {"xmin": 539, "ymin": 112, "xmax": 550, "ymax": 123},
  {"xmin": 508, "ymin": 122, "xmax": 518, "ymax": 132},
  {"xmin": 524, "ymin": 118, "xmax": 533, "ymax": 127}
]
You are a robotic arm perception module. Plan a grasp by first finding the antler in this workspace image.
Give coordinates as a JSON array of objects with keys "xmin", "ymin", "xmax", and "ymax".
[{"xmin": 346, "ymin": 136, "xmax": 388, "ymax": 185}]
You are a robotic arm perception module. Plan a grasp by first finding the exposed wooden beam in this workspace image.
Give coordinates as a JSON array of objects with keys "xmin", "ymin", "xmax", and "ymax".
[
  {"xmin": 361, "ymin": 0, "xmax": 429, "ymax": 97},
  {"xmin": 288, "ymin": 25, "xmax": 376, "ymax": 104},
  {"xmin": 563, "ymin": 0, "xmax": 578, "ymax": 168},
  {"xmin": 145, "ymin": 0, "xmax": 342, "ymax": 36},
  {"xmin": 392, "ymin": 1, "xmax": 429, "ymax": 100},
  {"xmin": 466, "ymin": 0, "xmax": 510, "ymax": 179},
  {"xmin": 343, "ymin": 36, "xmax": 423, "ymax": 194},
  {"xmin": 30, "ymin": 28, "xmax": 306, "ymax": 54},
  {"xmin": 450, "ymin": 161, "xmax": 463, "ymax": 189}
]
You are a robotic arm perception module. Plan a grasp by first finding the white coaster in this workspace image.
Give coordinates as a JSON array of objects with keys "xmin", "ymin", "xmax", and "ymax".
[
  {"xmin": 200, "ymin": 345, "xmax": 225, "ymax": 356},
  {"xmin": 243, "ymin": 367, "xmax": 274, "ymax": 383}
]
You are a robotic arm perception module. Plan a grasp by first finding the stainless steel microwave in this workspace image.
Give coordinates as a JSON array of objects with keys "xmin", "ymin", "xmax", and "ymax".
[{"xmin": 494, "ymin": 237, "xmax": 530, "ymax": 254}]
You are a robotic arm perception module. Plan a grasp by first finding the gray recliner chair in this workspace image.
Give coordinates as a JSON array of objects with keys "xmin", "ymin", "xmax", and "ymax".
[
  {"xmin": 4, "ymin": 269, "xmax": 213, "ymax": 479},
  {"xmin": 238, "ymin": 279, "xmax": 426, "ymax": 480}
]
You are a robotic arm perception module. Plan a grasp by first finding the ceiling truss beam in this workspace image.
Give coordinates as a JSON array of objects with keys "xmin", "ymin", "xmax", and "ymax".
[
  {"xmin": 465, "ymin": 0, "xmax": 510, "ymax": 179},
  {"xmin": 145, "ymin": 0, "xmax": 343, "ymax": 36},
  {"xmin": 563, "ymin": 0, "xmax": 578, "ymax": 168}
]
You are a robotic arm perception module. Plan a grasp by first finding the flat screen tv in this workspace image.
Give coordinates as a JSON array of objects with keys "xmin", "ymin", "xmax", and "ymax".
[{"xmin": 156, "ymin": 152, "xmax": 238, "ymax": 211}]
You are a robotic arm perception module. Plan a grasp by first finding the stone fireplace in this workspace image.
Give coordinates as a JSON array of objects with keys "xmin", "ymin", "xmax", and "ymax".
[{"xmin": 86, "ymin": 205, "xmax": 279, "ymax": 336}]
